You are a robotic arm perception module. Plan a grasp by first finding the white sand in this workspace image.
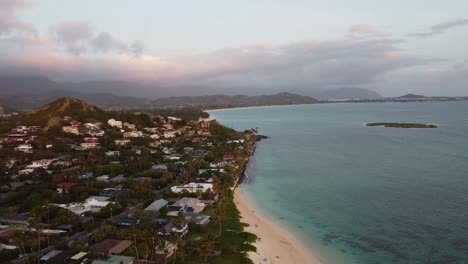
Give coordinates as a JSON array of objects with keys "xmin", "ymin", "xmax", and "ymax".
[{"xmin": 234, "ymin": 189, "xmax": 325, "ymax": 264}]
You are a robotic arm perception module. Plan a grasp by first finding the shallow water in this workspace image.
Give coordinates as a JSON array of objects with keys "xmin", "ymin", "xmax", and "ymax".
[{"xmin": 210, "ymin": 102, "xmax": 468, "ymax": 264}]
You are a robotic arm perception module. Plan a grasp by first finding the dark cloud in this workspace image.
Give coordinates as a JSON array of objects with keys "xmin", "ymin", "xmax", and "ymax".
[
  {"xmin": 409, "ymin": 18, "xmax": 468, "ymax": 37},
  {"xmin": 90, "ymin": 32, "xmax": 144, "ymax": 57}
]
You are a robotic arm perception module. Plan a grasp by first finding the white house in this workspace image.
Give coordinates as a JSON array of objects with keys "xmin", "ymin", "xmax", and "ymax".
[
  {"xmin": 19, "ymin": 169, "xmax": 35, "ymax": 175},
  {"xmin": 107, "ymin": 119, "xmax": 123, "ymax": 128},
  {"xmin": 55, "ymin": 196, "xmax": 114, "ymax": 216},
  {"xmin": 15, "ymin": 144, "xmax": 33, "ymax": 153},
  {"xmin": 170, "ymin": 183, "xmax": 213, "ymax": 194},
  {"xmin": 114, "ymin": 139, "xmax": 131, "ymax": 146},
  {"xmin": 123, "ymin": 131, "xmax": 144, "ymax": 138}
]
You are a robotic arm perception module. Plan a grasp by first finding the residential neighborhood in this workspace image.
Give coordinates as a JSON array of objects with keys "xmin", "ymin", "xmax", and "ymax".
[{"xmin": 0, "ymin": 97, "xmax": 259, "ymax": 264}]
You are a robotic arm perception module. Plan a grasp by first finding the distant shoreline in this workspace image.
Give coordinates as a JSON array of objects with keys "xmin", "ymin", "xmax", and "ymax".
[
  {"xmin": 206, "ymin": 99, "xmax": 468, "ymax": 112},
  {"xmin": 206, "ymin": 103, "xmax": 313, "ymax": 112}
]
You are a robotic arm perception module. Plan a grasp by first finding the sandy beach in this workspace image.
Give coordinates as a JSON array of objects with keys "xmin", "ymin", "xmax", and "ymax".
[{"xmin": 234, "ymin": 188, "xmax": 324, "ymax": 264}]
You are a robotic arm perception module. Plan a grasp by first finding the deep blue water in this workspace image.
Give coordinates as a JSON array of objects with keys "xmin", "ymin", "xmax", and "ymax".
[{"xmin": 210, "ymin": 102, "xmax": 468, "ymax": 264}]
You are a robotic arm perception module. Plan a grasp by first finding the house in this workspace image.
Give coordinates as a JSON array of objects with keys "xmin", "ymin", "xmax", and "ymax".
[
  {"xmin": 157, "ymin": 219, "xmax": 188, "ymax": 236},
  {"xmin": 40, "ymin": 250, "xmax": 63, "ymax": 262},
  {"xmin": 15, "ymin": 144, "xmax": 33, "ymax": 153},
  {"xmin": 184, "ymin": 212, "xmax": 210, "ymax": 225},
  {"xmin": 89, "ymin": 240, "xmax": 133, "ymax": 256},
  {"xmin": 114, "ymin": 139, "xmax": 131, "ymax": 146},
  {"xmin": 57, "ymin": 196, "xmax": 113, "ymax": 216},
  {"xmin": 18, "ymin": 168, "xmax": 35, "ymax": 175},
  {"xmin": 144, "ymin": 199, "xmax": 168, "ymax": 213},
  {"xmin": 167, "ymin": 198, "xmax": 206, "ymax": 216},
  {"xmin": 199, "ymin": 193, "xmax": 219, "ymax": 204},
  {"xmin": 223, "ymin": 154, "xmax": 235, "ymax": 161},
  {"xmin": 70, "ymin": 252, "xmax": 88, "ymax": 262},
  {"xmin": 123, "ymin": 131, "xmax": 143, "ymax": 138},
  {"xmin": 109, "ymin": 175, "xmax": 126, "ymax": 183},
  {"xmin": 81, "ymin": 137, "xmax": 100, "ymax": 149},
  {"xmin": 144, "ymin": 127, "xmax": 159, "ymax": 133},
  {"xmin": 149, "ymin": 134, "xmax": 160, "ymax": 139},
  {"xmin": 183, "ymin": 147, "xmax": 195, "ymax": 154},
  {"xmin": 96, "ymin": 175, "xmax": 110, "ymax": 182},
  {"xmin": 62, "ymin": 126, "xmax": 81, "ymax": 135},
  {"xmin": 170, "ymin": 183, "xmax": 213, "ymax": 194},
  {"xmin": 31, "ymin": 159, "xmax": 56, "ymax": 169},
  {"xmin": 107, "ymin": 119, "xmax": 123, "ymax": 128},
  {"xmin": 100, "ymin": 187, "xmax": 128, "ymax": 198},
  {"xmin": 168, "ymin": 116, "xmax": 182, "ymax": 123},
  {"xmin": 7, "ymin": 134, "xmax": 29, "ymax": 142},
  {"xmin": 151, "ymin": 164, "xmax": 168, "ymax": 171},
  {"xmin": 115, "ymin": 218, "xmax": 140, "ymax": 227},
  {"xmin": 92, "ymin": 256, "xmax": 134, "ymax": 264},
  {"xmin": 105, "ymin": 151, "xmax": 120, "ymax": 157},
  {"xmin": 0, "ymin": 214, "xmax": 31, "ymax": 227},
  {"xmin": 91, "ymin": 255, "xmax": 134, "ymax": 264}
]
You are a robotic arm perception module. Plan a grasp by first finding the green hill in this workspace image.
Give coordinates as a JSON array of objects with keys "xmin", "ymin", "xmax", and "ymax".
[{"xmin": 14, "ymin": 97, "xmax": 105, "ymax": 129}]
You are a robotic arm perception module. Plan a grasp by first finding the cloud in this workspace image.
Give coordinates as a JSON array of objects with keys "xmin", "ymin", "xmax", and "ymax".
[
  {"xmin": 0, "ymin": 24, "xmax": 432, "ymax": 94},
  {"xmin": 409, "ymin": 18, "xmax": 468, "ymax": 37},
  {"xmin": 52, "ymin": 21, "xmax": 93, "ymax": 54},
  {"xmin": 0, "ymin": 0, "xmax": 36, "ymax": 38},
  {"xmin": 90, "ymin": 32, "xmax": 144, "ymax": 57},
  {"xmin": 50, "ymin": 21, "xmax": 144, "ymax": 56}
]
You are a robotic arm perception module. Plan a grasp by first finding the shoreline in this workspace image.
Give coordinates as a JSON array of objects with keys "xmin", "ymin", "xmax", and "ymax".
[
  {"xmin": 234, "ymin": 187, "xmax": 325, "ymax": 264},
  {"xmin": 206, "ymin": 103, "xmax": 312, "ymax": 112}
]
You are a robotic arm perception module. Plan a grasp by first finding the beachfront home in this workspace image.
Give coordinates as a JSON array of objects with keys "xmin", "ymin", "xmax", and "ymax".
[
  {"xmin": 184, "ymin": 212, "xmax": 210, "ymax": 225},
  {"xmin": 170, "ymin": 182, "xmax": 213, "ymax": 193},
  {"xmin": 167, "ymin": 197, "xmax": 206, "ymax": 216}
]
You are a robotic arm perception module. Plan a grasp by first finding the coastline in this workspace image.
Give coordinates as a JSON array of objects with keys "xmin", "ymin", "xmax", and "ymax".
[
  {"xmin": 234, "ymin": 187, "xmax": 325, "ymax": 264},
  {"xmin": 206, "ymin": 103, "xmax": 312, "ymax": 112}
]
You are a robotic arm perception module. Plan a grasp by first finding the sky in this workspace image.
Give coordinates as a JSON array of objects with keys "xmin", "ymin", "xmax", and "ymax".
[{"xmin": 1, "ymin": 0, "xmax": 468, "ymax": 96}]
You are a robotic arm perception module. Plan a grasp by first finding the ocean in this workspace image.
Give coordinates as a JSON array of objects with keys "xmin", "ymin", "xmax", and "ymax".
[{"xmin": 209, "ymin": 102, "xmax": 468, "ymax": 264}]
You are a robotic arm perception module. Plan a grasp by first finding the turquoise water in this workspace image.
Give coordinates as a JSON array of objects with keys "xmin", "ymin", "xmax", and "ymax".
[{"xmin": 210, "ymin": 102, "xmax": 468, "ymax": 264}]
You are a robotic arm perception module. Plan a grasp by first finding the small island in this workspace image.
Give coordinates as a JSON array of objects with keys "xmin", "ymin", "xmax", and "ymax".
[{"xmin": 367, "ymin": 122, "xmax": 437, "ymax": 128}]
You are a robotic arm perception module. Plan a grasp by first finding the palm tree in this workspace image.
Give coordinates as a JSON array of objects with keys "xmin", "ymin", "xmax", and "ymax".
[
  {"xmin": 213, "ymin": 207, "xmax": 227, "ymax": 237},
  {"xmin": 169, "ymin": 233, "xmax": 183, "ymax": 264},
  {"xmin": 198, "ymin": 235, "xmax": 219, "ymax": 263}
]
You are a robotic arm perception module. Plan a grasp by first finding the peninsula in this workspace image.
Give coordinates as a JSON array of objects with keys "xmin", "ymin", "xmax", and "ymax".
[{"xmin": 367, "ymin": 122, "xmax": 438, "ymax": 128}]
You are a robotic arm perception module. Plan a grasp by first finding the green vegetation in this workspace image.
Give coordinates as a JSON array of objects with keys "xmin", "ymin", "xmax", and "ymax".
[{"xmin": 367, "ymin": 122, "xmax": 437, "ymax": 128}]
